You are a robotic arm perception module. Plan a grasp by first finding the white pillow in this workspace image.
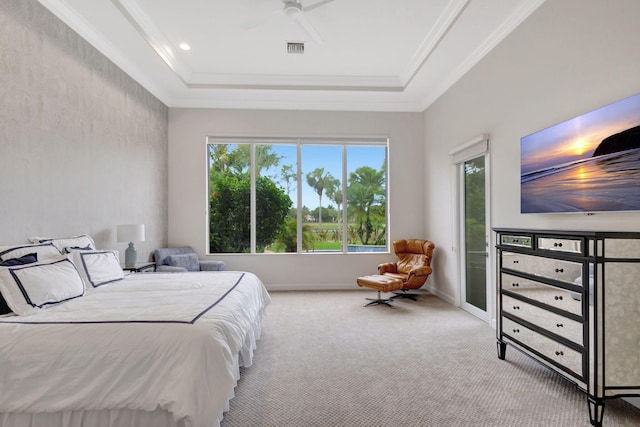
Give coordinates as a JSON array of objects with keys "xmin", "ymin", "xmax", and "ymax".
[
  {"xmin": 68, "ymin": 250, "xmax": 123, "ymax": 290},
  {"xmin": 0, "ymin": 257, "xmax": 85, "ymax": 316},
  {"xmin": 0, "ymin": 242, "xmax": 61, "ymax": 262},
  {"xmin": 28, "ymin": 234, "xmax": 96, "ymax": 253}
]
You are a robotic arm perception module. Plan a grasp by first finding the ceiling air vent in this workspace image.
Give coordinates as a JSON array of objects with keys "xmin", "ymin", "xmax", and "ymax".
[{"xmin": 287, "ymin": 42, "xmax": 305, "ymax": 54}]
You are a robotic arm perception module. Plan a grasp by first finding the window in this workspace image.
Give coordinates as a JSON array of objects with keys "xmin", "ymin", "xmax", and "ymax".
[{"xmin": 207, "ymin": 137, "xmax": 388, "ymax": 254}]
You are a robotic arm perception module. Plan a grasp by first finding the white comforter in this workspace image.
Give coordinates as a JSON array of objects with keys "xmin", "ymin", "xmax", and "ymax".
[{"xmin": 0, "ymin": 271, "xmax": 271, "ymax": 427}]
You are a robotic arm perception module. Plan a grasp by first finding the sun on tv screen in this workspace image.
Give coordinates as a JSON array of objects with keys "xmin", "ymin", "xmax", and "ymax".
[{"xmin": 521, "ymin": 92, "xmax": 640, "ymax": 214}]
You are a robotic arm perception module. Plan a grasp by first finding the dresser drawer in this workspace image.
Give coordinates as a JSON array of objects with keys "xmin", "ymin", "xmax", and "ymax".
[
  {"xmin": 502, "ymin": 252, "xmax": 583, "ymax": 285},
  {"xmin": 501, "ymin": 273, "xmax": 582, "ymax": 316},
  {"xmin": 502, "ymin": 295, "xmax": 583, "ymax": 345},
  {"xmin": 502, "ymin": 317, "xmax": 583, "ymax": 377},
  {"xmin": 500, "ymin": 234, "xmax": 532, "ymax": 249},
  {"xmin": 537, "ymin": 237, "xmax": 583, "ymax": 254}
]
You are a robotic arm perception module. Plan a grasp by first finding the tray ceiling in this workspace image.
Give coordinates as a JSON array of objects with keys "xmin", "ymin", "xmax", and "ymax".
[{"xmin": 37, "ymin": 0, "xmax": 546, "ymax": 111}]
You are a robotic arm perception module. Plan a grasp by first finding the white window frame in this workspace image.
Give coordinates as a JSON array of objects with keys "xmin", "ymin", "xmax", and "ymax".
[{"xmin": 206, "ymin": 136, "xmax": 390, "ymax": 255}]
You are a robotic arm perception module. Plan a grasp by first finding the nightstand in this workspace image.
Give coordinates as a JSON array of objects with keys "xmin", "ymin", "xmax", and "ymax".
[{"xmin": 122, "ymin": 262, "xmax": 156, "ymax": 273}]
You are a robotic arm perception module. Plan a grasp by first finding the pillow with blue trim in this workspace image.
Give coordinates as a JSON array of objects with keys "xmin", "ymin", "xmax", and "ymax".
[
  {"xmin": 68, "ymin": 250, "xmax": 123, "ymax": 290},
  {"xmin": 166, "ymin": 253, "xmax": 200, "ymax": 271},
  {"xmin": 0, "ymin": 253, "xmax": 38, "ymax": 315},
  {"xmin": 0, "ymin": 257, "xmax": 85, "ymax": 316},
  {"xmin": 0, "ymin": 243, "xmax": 61, "ymax": 262},
  {"xmin": 28, "ymin": 234, "xmax": 96, "ymax": 253},
  {"xmin": 0, "ymin": 253, "xmax": 38, "ymax": 266}
]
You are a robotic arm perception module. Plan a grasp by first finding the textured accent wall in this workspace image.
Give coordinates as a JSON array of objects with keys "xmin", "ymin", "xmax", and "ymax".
[{"xmin": 0, "ymin": 0, "xmax": 168, "ymax": 260}]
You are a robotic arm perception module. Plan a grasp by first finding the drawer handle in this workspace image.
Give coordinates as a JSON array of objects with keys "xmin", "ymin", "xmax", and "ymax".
[
  {"xmin": 513, "ymin": 306, "xmax": 520, "ymax": 310},
  {"xmin": 511, "ymin": 282, "xmax": 519, "ymax": 287},
  {"xmin": 555, "ymin": 351, "xmax": 564, "ymax": 356},
  {"xmin": 554, "ymin": 295, "xmax": 564, "ymax": 301},
  {"xmin": 556, "ymin": 323, "xmax": 564, "ymax": 328},
  {"xmin": 512, "ymin": 329, "xmax": 520, "ymax": 333},
  {"xmin": 513, "ymin": 260, "xmax": 519, "ymax": 264},
  {"xmin": 554, "ymin": 242, "xmax": 563, "ymax": 248},
  {"xmin": 555, "ymin": 268, "xmax": 564, "ymax": 273}
]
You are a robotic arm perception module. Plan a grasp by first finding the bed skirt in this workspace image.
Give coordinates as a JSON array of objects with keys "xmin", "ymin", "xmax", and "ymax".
[{"xmin": 0, "ymin": 307, "xmax": 264, "ymax": 427}]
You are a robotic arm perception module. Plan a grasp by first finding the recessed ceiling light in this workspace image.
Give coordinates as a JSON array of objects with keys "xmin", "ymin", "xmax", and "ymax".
[{"xmin": 179, "ymin": 43, "xmax": 191, "ymax": 51}]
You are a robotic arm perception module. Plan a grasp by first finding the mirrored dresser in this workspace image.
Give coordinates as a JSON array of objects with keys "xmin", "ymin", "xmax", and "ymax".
[{"xmin": 494, "ymin": 228, "xmax": 640, "ymax": 427}]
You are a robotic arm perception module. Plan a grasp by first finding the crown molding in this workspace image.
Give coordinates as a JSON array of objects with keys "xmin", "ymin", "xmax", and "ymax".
[
  {"xmin": 169, "ymin": 95, "xmax": 426, "ymax": 112},
  {"xmin": 400, "ymin": 0, "xmax": 471, "ymax": 86},
  {"xmin": 419, "ymin": 0, "xmax": 547, "ymax": 110},
  {"xmin": 36, "ymin": 0, "xmax": 174, "ymax": 105}
]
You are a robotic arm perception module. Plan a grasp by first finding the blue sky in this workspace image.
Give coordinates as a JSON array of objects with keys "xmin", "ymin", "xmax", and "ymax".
[{"xmin": 265, "ymin": 144, "xmax": 387, "ymax": 209}]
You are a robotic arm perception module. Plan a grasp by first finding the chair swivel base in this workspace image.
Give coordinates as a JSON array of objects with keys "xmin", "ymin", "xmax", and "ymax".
[
  {"xmin": 364, "ymin": 290, "xmax": 395, "ymax": 308},
  {"xmin": 390, "ymin": 290, "xmax": 420, "ymax": 301}
]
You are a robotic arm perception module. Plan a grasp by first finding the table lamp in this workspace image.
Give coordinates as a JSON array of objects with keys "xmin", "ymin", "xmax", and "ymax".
[{"xmin": 117, "ymin": 224, "xmax": 145, "ymax": 268}]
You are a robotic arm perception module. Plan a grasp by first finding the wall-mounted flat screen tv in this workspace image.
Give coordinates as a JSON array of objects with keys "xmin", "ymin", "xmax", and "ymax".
[{"xmin": 521, "ymin": 92, "xmax": 640, "ymax": 213}]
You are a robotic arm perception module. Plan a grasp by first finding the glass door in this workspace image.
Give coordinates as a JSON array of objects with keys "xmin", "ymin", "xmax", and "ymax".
[
  {"xmin": 450, "ymin": 134, "xmax": 491, "ymax": 323},
  {"xmin": 462, "ymin": 156, "xmax": 488, "ymax": 315}
]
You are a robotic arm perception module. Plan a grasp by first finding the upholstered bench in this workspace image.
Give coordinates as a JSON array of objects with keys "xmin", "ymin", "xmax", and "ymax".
[{"xmin": 356, "ymin": 274, "xmax": 403, "ymax": 308}]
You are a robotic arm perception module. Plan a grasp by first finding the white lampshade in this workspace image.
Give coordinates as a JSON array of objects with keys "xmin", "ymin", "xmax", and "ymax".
[{"xmin": 117, "ymin": 224, "xmax": 145, "ymax": 243}]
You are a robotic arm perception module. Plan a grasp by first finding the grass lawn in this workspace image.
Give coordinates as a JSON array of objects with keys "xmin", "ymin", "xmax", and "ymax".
[{"xmin": 312, "ymin": 241, "xmax": 342, "ymax": 251}]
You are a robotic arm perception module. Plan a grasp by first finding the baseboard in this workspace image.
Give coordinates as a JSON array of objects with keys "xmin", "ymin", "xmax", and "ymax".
[
  {"xmin": 266, "ymin": 283, "xmax": 461, "ymax": 307},
  {"xmin": 265, "ymin": 282, "xmax": 365, "ymax": 292},
  {"xmin": 423, "ymin": 284, "xmax": 456, "ymax": 306}
]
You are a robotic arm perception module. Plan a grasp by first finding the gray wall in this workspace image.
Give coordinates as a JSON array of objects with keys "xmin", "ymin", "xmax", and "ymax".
[
  {"xmin": 0, "ymin": 0, "xmax": 168, "ymax": 260},
  {"xmin": 168, "ymin": 108, "xmax": 425, "ymax": 289},
  {"xmin": 423, "ymin": 0, "xmax": 640, "ymax": 309}
]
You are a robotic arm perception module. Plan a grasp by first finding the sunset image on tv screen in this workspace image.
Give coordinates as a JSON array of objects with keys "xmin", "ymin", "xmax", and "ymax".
[{"xmin": 521, "ymin": 92, "xmax": 640, "ymax": 213}]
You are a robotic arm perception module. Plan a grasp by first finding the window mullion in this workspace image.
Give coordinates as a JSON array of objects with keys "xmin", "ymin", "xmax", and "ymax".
[
  {"xmin": 250, "ymin": 144, "xmax": 256, "ymax": 254},
  {"xmin": 296, "ymin": 141, "xmax": 302, "ymax": 253},
  {"xmin": 342, "ymin": 145, "xmax": 348, "ymax": 254}
]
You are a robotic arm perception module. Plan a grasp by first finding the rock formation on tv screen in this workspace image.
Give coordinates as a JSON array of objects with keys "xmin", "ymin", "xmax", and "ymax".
[{"xmin": 592, "ymin": 124, "xmax": 640, "ymax": 157}]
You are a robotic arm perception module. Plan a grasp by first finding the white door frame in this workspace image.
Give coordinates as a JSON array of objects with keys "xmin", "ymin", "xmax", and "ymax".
[{"xmin": 449, "ymin": 135, "xmax": 492, "ymax": 323}]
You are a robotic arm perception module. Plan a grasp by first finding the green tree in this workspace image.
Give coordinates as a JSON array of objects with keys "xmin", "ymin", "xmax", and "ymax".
[
  {"xmin": 274, "ymin": 217, "xmax": 315, "ymax": 252},
  {"xmin": 280, "ymin": 164, "xmax": 297, "ymax": 197},
  {"xmin": 209, "ymin": 174, "xmax": 250, "ymax": 252},
  {"xmin": 209, "ymin": 144, "xmax": 292, "ymax": 252},
  {"xmin": 210, "ymin": 175, "xmax": 292, "ymax": 252},
  {"xmin": 209, "ymin": 144, "xmax": 241, "ymax": 175},
  {"xmin": 324, "ymin": 175, "xmax": 342, "ymax": 222},
  {"xmin": 464, "ymin": 158, "xmax": 486, "ymax": 253},
  {"xmin": 305, "ymin": 168, "xmax": 333, "ymax": 224},
  {"xmin": 347, "ymin": 166, "xmax": 385, "ymax": 245},
  {"xmin": 210, "ymin": 144, "xmax": 282, "ymax": 178}
]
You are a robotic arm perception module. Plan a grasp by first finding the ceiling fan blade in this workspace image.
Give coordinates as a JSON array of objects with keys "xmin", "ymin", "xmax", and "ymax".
[
  {"xmin": 290, "ymin": 10, "xmax": 323, "ymax": 44},
  {"xmin": 299, "ymin": 0, "xmax": 336, "ymax": 13}
]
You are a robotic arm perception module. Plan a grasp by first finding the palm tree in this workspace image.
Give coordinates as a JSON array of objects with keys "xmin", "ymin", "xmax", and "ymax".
[
  {"xmin": 280, "ymin": 164, "xmax": 297, "ymax": 197},
  {"xmin": 305, "ymin": 168, "xmax": 333, "ymax": 224},
  {"xmin": 275, "ymin": 218, "xmax": 315, "ymax": 252},
  {"xmin": 324, "ymin": 175, "xmax": 342, "ymax": 221},
  {"xmin": 347, "ymin": 166, "xmax": 385, "ymax": 245},
  {"xmin": 232, "ymin": 144, "xmax": 281, "ymax": 177}
]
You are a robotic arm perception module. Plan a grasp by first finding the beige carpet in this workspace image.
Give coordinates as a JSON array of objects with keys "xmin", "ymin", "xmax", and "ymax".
[{"xmin": 221, "ymin": 290, "xmax": 640, "ymax": 426}]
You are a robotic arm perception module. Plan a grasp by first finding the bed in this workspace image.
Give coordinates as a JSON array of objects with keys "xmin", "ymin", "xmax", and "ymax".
[{"xmin": 0, "ymin": 237, "xmax": 270, "ymax": 427}]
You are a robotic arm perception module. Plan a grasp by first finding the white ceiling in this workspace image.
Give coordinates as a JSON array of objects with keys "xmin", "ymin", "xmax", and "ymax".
[{"xmin": 37, "ymin": 0, "xmax": 546, "ymax": 112}]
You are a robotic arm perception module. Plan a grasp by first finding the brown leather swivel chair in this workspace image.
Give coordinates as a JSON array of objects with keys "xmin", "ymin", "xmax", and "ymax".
[{"xmin": 377, "ymin": 239, "xmax": 435, "ymax": 301}]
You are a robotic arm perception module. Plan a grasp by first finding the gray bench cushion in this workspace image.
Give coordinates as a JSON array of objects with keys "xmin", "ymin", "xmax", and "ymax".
[
  {"xmin": 165, "ymin": 253, "xmax": 200, "ymax": 271},
  {"xmin": 153, "ymin": 247, "xmax": 226, "ymax": 272}
]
